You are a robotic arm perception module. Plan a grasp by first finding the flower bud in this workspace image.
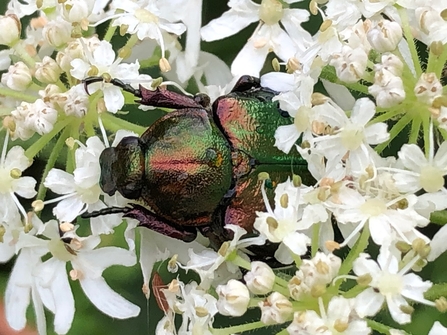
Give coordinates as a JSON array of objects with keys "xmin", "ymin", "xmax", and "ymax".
[
  {"xmin": 367, "ymin": 19, "xmax": 402, "ymax": 53},
  {"xmin": 0, "ymin": 14, "xmax": 21, "ymax": 46},
  {"xmin": 28, "ymin": 99, "xmax": 58, "ymax": 135},
  {"xmin": 414, "ymin": 73, "xmax": 442, "ymax": 105},
  {"xmin": 216, "ymin": 279, "xmax": 250, "ymax": 316},
  {"xmin": 43, "ymin": 18, "xmax": 72, "ymax": 48},
  {"xmin": 329, "ymin": 45, "xmax": 367, "ymax": 83},
  {"xmin": 35, "ymin": 56, "xmax": 61, "ymax": 84},
  {"xmin": 368, "ymin": 69, "xmax": 405, "ymax": 108},
  {"xmin": 1, "ymin": 62, "xmax": 32, "ymax": 91},
  {"xmin": 62, "ymin": 0, "xmax": 92, "ymax": 23},
  {"xmin": 375, "ymin": 53, "xmax": 403, "ymax": 76},
  {"xmin": 244, "ymin": 261, "xmax": 275, "ymax": 295},
  {"xmin": 259, "ymin": 292, "xmax": 293, "ymax": 325}
]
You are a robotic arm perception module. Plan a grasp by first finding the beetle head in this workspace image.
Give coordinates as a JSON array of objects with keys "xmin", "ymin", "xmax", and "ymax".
[{"xmin": 99, "ymin": 136, "xmax": 145, "ymax": 200}]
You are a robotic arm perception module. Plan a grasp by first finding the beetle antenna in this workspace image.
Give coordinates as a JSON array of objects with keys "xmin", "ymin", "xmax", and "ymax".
[
  {"xmin": 82, "ymin": 76, "xmax": 104, "ymax": 95},
  {"xmin": 80, "ymin": 206, "xmax": 130, "ymax": 219},
  {"xmin": 82, "ymin": 76, "xmax": 142, "ymax": 98},
  {"xmin": 109, "ymin": 78, "xmax": 142, "ymax": 98}
]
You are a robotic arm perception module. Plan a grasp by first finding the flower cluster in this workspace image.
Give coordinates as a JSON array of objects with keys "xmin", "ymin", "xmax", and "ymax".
[{"xmin": 1, "ymin": 0, "xmax": 447, "ymax": 335}]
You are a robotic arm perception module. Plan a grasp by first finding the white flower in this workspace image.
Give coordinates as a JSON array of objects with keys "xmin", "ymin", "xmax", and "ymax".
[
  {"xmin": 329, "ymin": 45, "xmax": 368, "ymax": 83},
  {"xmin": 393, "ymin": 141, "xmax": 447, "ymax": 194},
  {"xmin": 259, "ymin": 292, "xmax": 293, "ymax": 325},
  {"xmin": 254, "ymin": 178, "xmax": 312, "ymax": 263},
  {"xmin": 175, "ymin": 281, "xmax": 218, "ymax": 334},
  {"xmin": 34, "ymin": 56, "xmax": 61, "ymax": 84},
  {"xmin": 287, "ymin": 297, "xmax": 370, "ymax": 335},
  {"xmin": 313, "ymin": 98, "xmax": 389, "ymax": 174},
  {"xmin": 43, "ymin": 136, "xmax": 122, "ymax": 234},
  {"xmin": 273, "ymin": 74, "xmax": 316, "ymax": 154},
  {"xmin": 70, "ymin": 40, "xmax": 140, "ymax": 113},
  {"xmin": 216, "ymin": 279, "xmax": 250, "ymax": 316},
  {"xmin": 182, "ymin": 224, "xmax": 265, "ymax": 289},
  {"xmin": 5, "ymin": 238, "xmax": 49, "ymax": 334},
  {"xmin": 11, "ymin": 99, "xmax": 59, "ymax": 140},
  {"xmin": 367, "ymin": 19, "xmax": 402, "ymax": 53},
  {"xmin": 289, "ymin": 252, "xmax": 341, "ymax": 301},
  {"xmin": 244, "ymin": 261, "xmax": 275, "ymax": 295},
  {"xmin": 55, "ymin": 83, "xmax": 90, "ymax": 117},
  {"xmin": 414, "ymin": 73, "xmax": 442, "ymax": 105},
  {"xmin": 353, "ymin": 246, "xmax": 433, "ymax": 324},
  {"xmin": 1, "ymin": 61, "xmax": 32, "ymax": 91},
  {"xmin": 0, "ymin": 14, "xmax": 21, "ymax": 46},
  {"xmin": 0, "ymin": 141, "xmax": 37, "ymax": 224},
  {"xmin": 368, "ymin": 69, "xmax": 405, "ymax": 108},
  {"xmin": 42, "ymin": 17, "xmax": 72, "ymax": 48},
  {"xmin": 334, "ymin": 188, "xmax": 429, "ymax": 247},
  {"xmin": 111, "ymin": 0, "xmax": 186, "ymax": 69},
  {"xmin": 201, "ymin": 0, "xmax": 311, "ymax": 77},
  {"xmin": 158, "ymin": 0, "xmax": 203, "ymax": 82},
  {"xmin": 36, "ymin": 220, "xmax": 140, "ymax": 333}
]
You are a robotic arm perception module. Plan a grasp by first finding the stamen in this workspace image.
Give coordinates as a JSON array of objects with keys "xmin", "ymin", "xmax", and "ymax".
[
  {"xmin": 10, "ymin": 192, "xmax": 29, "ymax": 226},
  {"xmin": 338, "ymin": 218, "xmax": 367, "ymax": 248},
  {"xmin": 98, "ymin": 115, "xmax": 110, "ymax": 148},
  {"xmin": 1, "ymin": 130, "xmax": 9, "ymax": 167}
]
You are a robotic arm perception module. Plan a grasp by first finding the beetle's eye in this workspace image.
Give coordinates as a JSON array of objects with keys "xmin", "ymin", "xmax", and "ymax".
[{"xmin": 120, "ymin": 183, "xmax": 142, "ymax": 200}]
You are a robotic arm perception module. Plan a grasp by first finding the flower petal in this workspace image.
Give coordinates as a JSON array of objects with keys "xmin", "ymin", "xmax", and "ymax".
[
  {"xmin": 398, "ymin": 144, "xmax": 426, "ymax": 172},
  {"xmin": 200, "ymin": 0, "xmax": 258, "ymax": 41},
  {"xmin": 80, "ymin": 276, "xmax": 140, "ymax": 318}
]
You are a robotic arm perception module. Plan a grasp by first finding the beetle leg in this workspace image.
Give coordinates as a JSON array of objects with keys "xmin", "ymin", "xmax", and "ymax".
[
  {"xmin": 124, "ymin": 204, "xmax": 197, "ymax": 242},
  {"xmin": 231, "ymin": 76, "xmax": 261, "ymax": 93}
]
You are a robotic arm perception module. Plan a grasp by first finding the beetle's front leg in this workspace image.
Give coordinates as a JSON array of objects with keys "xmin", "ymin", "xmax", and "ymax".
[{"xmin": 125, "ymin": 204, "xmax": 197, "ymax": 242}]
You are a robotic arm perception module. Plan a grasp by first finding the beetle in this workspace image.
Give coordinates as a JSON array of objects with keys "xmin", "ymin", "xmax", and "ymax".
[{"xmin": 82, "ymin": 75, "xmax": 311, "ymax": 249}]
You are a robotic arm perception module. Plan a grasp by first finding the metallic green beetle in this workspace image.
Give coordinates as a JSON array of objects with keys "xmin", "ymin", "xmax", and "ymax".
[{"xmin": 83, "ymin": 76, "xmax": 310, "ymax": 248}]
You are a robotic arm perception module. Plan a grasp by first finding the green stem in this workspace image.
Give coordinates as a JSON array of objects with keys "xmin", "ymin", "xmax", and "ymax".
[
  {"xmin": 374, "ymin": 113, "xmax": 411, "ymax": 154},
  {"xmin": 25, "ymin": 117, "xmax": 72, "ymax": 159},
  {"xmin": 408, "ymin": 116, "xmax": 421, "ymax": 144},
  {"xmin": 319, "ymin": 66, "xmax": 370, "ymax": 95},
  {"xmin": 371, "ymin": 107, "xmax": 401, "ymax": 124},
  {"xmin": 274, "ymin": 275, "xmax": 290, "ymax": 289},
  {"xmin": 367, "ymin": 319, "xmax": 410, "ymax": 335},
  {"xmin": 103, "ymin": 22, "xmax": 118, "ymax": 42},
  {"xmin": 311, "ymin": 222, "xmax": 320, "ymax": 258},
  {"xmin": 399, "ymin": 8, "xmax": 422, "ymax": 77},
  {"xmin": 13, "ymin": 43, "xmax": 36, "ymax": 67},
  {"xmin": 101, "ymin": 112, "xmax": 146, "ymax": 135},
  {"xmin": 229, "ymin": 254, "xmax": 251, "ymax": 270},
  {"xmin": 212, "ymin": 321, "xmax": 268, "ymax": 335},
  {"xmin": 272, "ymin": 283, "xmax": 289, "ymax": 297},
  {"xmin": 124, "ymin": 34, "xmax": 139, "ymax": 50},
  {"xmin": 342, "ymin": 284, "xmax": 366, "ymax": 298},
  {"xmin": 0, "ymin": 87, "xmax": 37, "ymax": 102},
  {"xmin": 422, "ymin": 114, "xmax": 430, "ymax": 158},
  {"xmin": 337, "ymin": 224, "xmax": 370, "ymax": 278},
  {"xmin": 36, "ymin": 126, "xmax": 71, "ymax": 201}
]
